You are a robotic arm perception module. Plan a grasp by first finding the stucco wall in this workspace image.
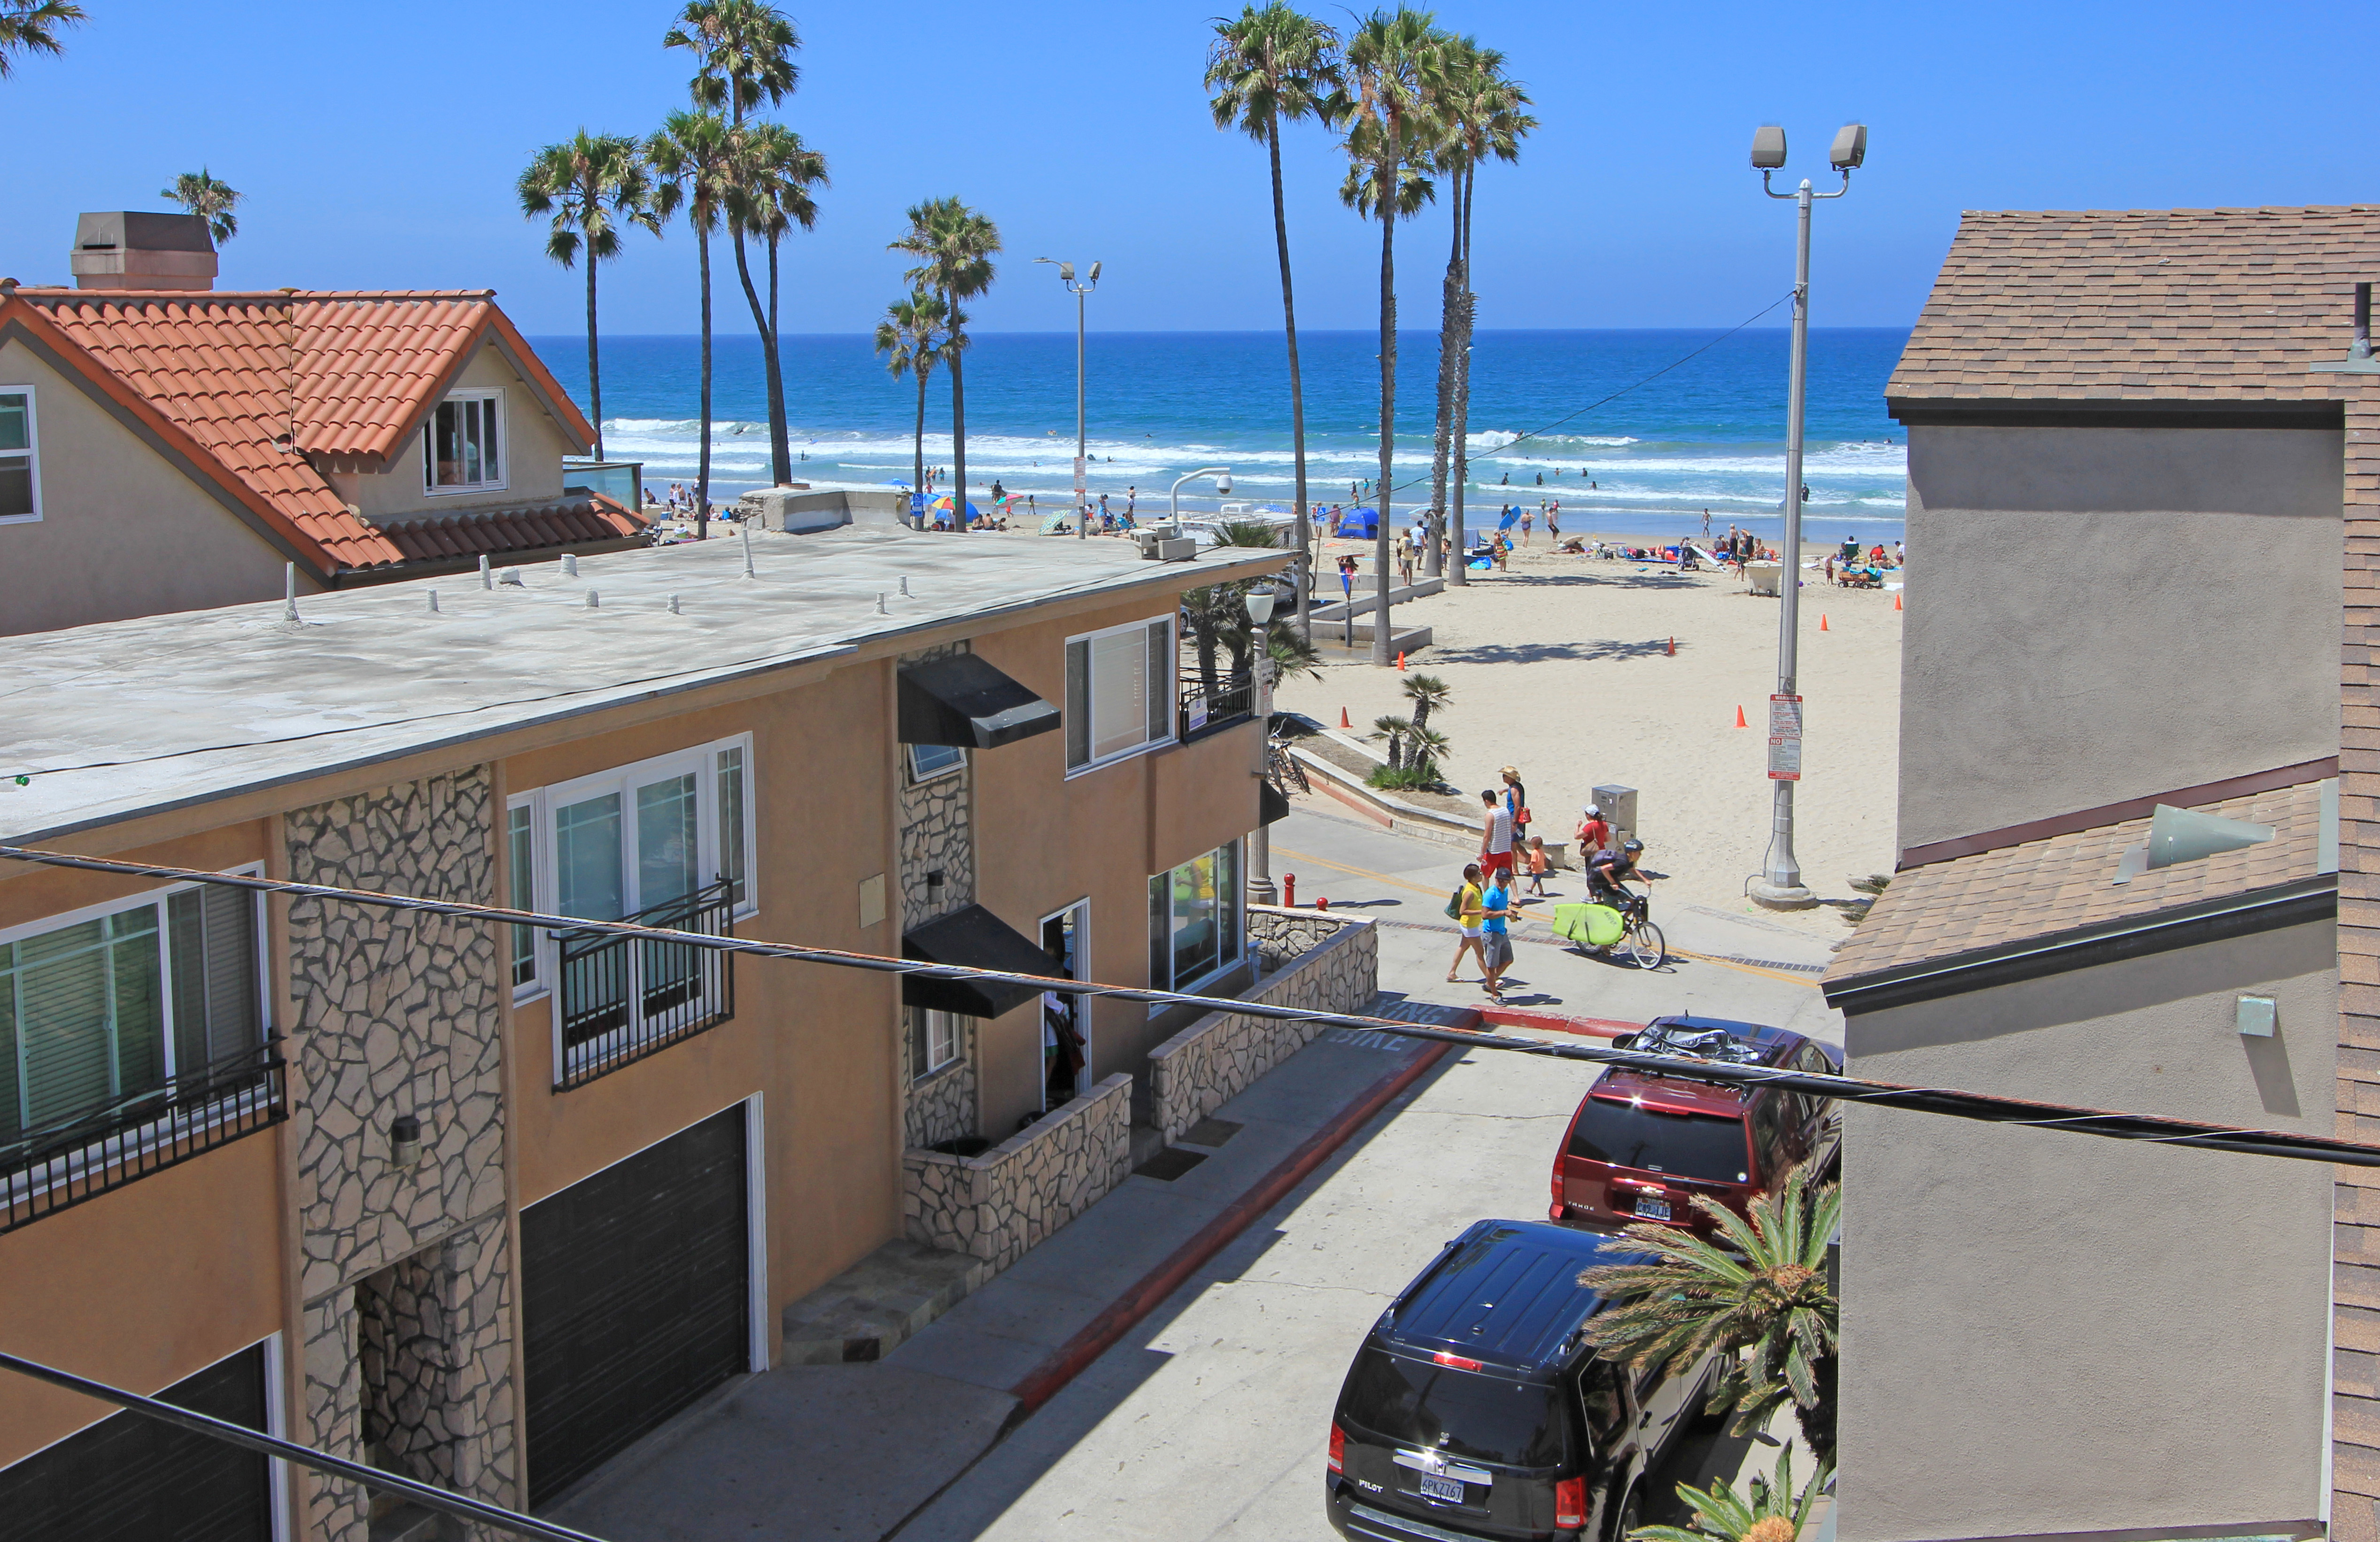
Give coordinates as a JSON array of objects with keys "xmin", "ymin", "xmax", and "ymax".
[
  {"xmin": 1837, "ymin": 920, "xmax": 2337, "ymax": 1542},
  {"xmin": 333, "ymin": 342, "xmax": 573, "ymax": 523},
  {"xmin": 0, "ymin": 334, "xmax": 309, "ymax": 635},
  {"xmin": 1900, "ymin": 424, "xmax": 2341, "ymax": 851}
]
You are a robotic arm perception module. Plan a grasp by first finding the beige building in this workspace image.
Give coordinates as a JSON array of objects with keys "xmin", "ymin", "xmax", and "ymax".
[
  {"xmin": 0, "ymin": 518, "xmax": 1291, "ymax": 1539},
  {"xmin": 1825, "ymin": 206, "xmax": 2375, "ymax": 1542},
  {"xmin": 0, "ymin": 212, "xmax": 648, "ymax": 637}
]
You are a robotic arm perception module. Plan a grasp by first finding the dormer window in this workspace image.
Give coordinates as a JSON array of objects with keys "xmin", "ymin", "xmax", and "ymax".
[{"xmin": 424, "ymin": 389, "xmax": 504, "ymax": 494}]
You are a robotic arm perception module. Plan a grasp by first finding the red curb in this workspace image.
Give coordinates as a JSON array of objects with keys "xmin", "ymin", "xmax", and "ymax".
[
  {"xmin": 1476, "ymin": 1007, "xmax": 1641, "ymax": 1040},
  {"xmin": 1005, "ymin": 1029, "xmax": 1466, "ymax": 1418}
]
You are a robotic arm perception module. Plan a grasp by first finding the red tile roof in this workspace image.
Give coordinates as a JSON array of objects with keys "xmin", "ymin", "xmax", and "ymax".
[{"xmin": 0, "ymin": 287, "xmax": 637, "ymax": 575}]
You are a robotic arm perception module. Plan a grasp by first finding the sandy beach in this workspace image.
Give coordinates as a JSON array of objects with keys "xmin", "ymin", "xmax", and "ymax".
[{"xmin": 1274, "ymin": 528, "xmax": 1903, "ymax": 942}]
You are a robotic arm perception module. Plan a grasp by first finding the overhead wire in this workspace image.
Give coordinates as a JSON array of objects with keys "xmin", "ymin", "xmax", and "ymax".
[{"xmin": 2, "ymin": 842, "xmax": 2370, "ymax": 1170}]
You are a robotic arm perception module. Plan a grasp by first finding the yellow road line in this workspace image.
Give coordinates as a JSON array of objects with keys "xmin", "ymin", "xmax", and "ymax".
[{"xmin": 1271, "ymin": 845, "xmax": 1819, "ymax": 988}]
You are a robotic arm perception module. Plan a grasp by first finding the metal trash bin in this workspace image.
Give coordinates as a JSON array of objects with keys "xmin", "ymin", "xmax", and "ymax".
[{"xmin": 1591, "ymin": 784, "xmax": 1638, "ymax": 850}]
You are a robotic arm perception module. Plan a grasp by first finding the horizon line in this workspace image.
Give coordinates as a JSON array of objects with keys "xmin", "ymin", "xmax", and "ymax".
[{"xmin": 524, "ymin": 324, "xmax": 1915, "ymax": 341}]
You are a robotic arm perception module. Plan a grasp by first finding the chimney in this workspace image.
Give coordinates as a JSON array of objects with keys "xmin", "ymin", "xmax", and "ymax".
[{"xmin": 69, "ymin": 212, "xmax": 217, "ymax": 291}]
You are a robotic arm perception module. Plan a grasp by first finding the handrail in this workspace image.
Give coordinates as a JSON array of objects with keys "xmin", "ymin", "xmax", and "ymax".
[
  {"xmin": 1178, "ymin": 669, "xmax": 1255, "ymax": 742},
  {"xmin": 556, "ymin": 880, "xmax": 737, "ymax": 1089}
]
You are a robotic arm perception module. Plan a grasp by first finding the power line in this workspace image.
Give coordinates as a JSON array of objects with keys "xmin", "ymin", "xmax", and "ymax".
[{"xmin": 0, "ymin": 842, "xmax": 2367, "ymax": 1170}]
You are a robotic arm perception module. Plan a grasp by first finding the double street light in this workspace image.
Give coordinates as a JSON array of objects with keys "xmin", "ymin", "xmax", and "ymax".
[
  {"xmin": 1034, "ymin": 257, "xmax": 1101, "ymax": 539},
  {"xmin": 1746, "ymin": 121, "xmax": 1866, "ymax": 911}
]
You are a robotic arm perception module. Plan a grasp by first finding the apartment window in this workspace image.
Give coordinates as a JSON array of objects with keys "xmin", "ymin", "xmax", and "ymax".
[
  {"xmin": 1, "ymin": 878, "xmax": 264, "ymax": 1151},
  {"xmin": 0, "ymin": 388, "xmax": 37, "ymax": 522},
  {"xmin": 423, "ymin": 391, "xmax": 504, "ymax": 493},
  {"xmin": 910, "ymin": 1009, "xmax": 960, "ymax": 1079},
  {"xmin": 507, "ymin": 800, "xmax": 541, "ymax": 996},
  {"xmin": 716, "ymin": 744, "xmax": 748, "ymax": 909},
  {"xmin": 908, "ymin": 743, "xmax": 965, "ymax": 782},
  {"xmin": 1064, "ymin": 616, "xmax": 1174, "ymax": 773},
  {"xmin": 1146, "ymin": 840, "xmax": 1242, "ymax": 995}
]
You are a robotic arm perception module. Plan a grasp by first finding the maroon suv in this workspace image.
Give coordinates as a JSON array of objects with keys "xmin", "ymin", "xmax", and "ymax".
[{"xmin": 1550, "ymin": 1015, "xmax": 1841, "ymax": 1235}]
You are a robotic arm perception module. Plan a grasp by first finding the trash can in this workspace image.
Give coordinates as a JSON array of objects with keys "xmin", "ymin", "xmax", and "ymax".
[{"xmin": 1592, "ymin": 784, "xmax": 1638, "ymax": 849}]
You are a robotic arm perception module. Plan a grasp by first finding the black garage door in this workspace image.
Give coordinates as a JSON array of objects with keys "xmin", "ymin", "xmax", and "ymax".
[
  {"xmin": 0, "ymin": 1342, "xmax": 271, "ymax": 1541},
  {"xmin": 522, "ymin": 1102, "xmax": 750, "ymax": 1503}
]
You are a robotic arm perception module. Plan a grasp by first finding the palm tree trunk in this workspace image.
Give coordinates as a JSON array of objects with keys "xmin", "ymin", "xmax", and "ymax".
[
  {"xmin": 1268, "ymin": 123, "xmax": 1313, "ymax": 641},
  {"xmin": 1427, "ymin": 190, "xmax": 1461, "ymax": 579},
  {"xmin": 912, "ymin": 364, "xmax": 929, "ymax": 527},
  {"xmin": 948, "ymin": 295, "xmax": 969, "ymax": 536},
  {"xmin": 696, "ymin": 223, "xmax": 713, "ymax": 541},
  {"xmin": 729, "ymin": 230, "xmax": 785, "ymax": 496},
  {"xmin": 1372, "ymin": 161, "xmax": 1396, "ymax": 668},
  {"xmin": 764, "ymin": 235, "xmax": 791, "ymax": 485},
  {"xmin": 1449, "ymin": 168, "xmax": 1474, "ymax": 589},
  {"xmin": 584, "ymin": 227, "xmax": 604, "ymax": 462}
]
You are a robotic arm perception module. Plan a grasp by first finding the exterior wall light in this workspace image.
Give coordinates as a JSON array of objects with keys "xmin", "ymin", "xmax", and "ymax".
[{"xmin": 390, "ymin": 1113, "xmax": 423, "ymax": 1168}]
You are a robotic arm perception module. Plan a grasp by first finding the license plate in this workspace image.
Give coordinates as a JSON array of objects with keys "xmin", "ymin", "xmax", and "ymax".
[
  {"xmin": 1635, "ymin": 1195, "xmax": 1672, "ymax": 1221},
  {"xmin": 1418, "ymin": 1474, "xmax": 1467, "ymax": 1503}
]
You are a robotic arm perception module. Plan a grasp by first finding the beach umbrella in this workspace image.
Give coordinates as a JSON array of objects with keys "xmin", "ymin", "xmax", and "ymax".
[
  {"xmin": 1039, "ymin": 512, "xmax": 1070, "ymax": 535},
  {"xmin": 929, "ymin": 496, "xmax": 984, "ymax": 523}
]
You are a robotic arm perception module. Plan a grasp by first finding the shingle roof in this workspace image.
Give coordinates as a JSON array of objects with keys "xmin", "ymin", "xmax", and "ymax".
[
  {"xmin": 1886, "ymin": 205, "xmax": 2380, "ymax": 404},
  {"xmin": 1825, "ymin": 776, "xmax": 2331, "ymax": 985},
  {"xmin": 2, "ymin": 288, "xmax": 628, "ymax": 574}
]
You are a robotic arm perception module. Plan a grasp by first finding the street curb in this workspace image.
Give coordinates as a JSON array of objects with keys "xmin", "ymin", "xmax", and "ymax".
[
  {"xmin": 1478, "ymin": 1007, "xmax": 1639, "ymax": 1039},
  {"xmin": 1002, "ymin": 1029, "xmax": 1467, "ymax": 1422}
]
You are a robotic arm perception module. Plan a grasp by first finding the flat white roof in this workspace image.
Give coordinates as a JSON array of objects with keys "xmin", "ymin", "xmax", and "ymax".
[{"xmin": 1, "ymin": 526, "xmax": 1283, "ymax": 845}]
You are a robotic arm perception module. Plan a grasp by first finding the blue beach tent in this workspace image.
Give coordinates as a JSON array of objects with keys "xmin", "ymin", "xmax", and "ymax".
[{"xmin": 1338, "ymin": 506, "xmax": 1380, "ymax": 539}]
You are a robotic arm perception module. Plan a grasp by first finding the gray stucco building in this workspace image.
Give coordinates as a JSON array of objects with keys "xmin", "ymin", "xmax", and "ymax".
[{"xmin": 1826, "ymin": 205, "xmax": 2377, "ymax": 1542}]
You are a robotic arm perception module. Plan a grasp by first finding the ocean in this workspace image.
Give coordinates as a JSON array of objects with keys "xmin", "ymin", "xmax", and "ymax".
[{"xmin": 531, "ymin": 327, "xmax": 1909, "ymax": 542}]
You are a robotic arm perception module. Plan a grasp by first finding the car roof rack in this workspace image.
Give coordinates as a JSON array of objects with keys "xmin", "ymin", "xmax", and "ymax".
[{"xmin": 1620, "ymin": 1020, "xmax": 1770, "ymax": 1067}]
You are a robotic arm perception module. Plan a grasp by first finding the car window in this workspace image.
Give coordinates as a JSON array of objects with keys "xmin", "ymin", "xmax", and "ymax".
[
  {"xmin": 1567, "ymin": 1096, "xmax": 1751, "ymax": 1183},
  {"xmin": 1749, "ymin": 1094, "xmax": 1787, "ymax": 1173},
  {"xmin": 1577, "ymin": 1357, "xmax": 1627, "ymax": 1444},
  {"xmin": 1340, "ymin": 1349, "xmax": 1572, "ymax": 1468}
]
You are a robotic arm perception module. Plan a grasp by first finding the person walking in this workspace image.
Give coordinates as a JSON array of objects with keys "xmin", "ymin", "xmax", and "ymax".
[
  {"xmin": 1338, "ymin": 553, "xmax": 1358, "ymax": 604},
  {"xmin": 1479, "ymin": 869, "xmax": 1514, "ymax": 1001},
  {"xmin": 1521, "ymin": 506, "xmax": 1534, "ymax": 545},
  {"xmin": 1500, "ymin": 766, "xmax": 1530, "ymax": 849},
  {"xmin": 1479, "ymin": 787, "xmax": 1517, "ymax": 891},
  {"xmin": 1446, "ymin": 862, "xmax": 1488, "ymax": 983},
  {"xmin": 1576, "ymin": 803, "xmax": 1611, "ymax": 859},
  {"xmin": 1547, "ymin": 503, "xmax": 1559, "ymax": 542}
]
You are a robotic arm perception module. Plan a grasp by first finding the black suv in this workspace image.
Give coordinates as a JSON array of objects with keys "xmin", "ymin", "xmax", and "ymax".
[{"xmin": 1325, "ymin": 1219, "xmax": 1713, "ymax": 1542}]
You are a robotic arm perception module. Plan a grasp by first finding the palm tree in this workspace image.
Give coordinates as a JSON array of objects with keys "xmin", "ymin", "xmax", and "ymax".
[
  {"xmin": 1436, "ymin": 52, "xmax": 1532, "ymax": 585},
  {"xmin": 725, "ymin": 120, "xmax": 828, "ymax": 486},
  {"xmin": 1631, "ymin": 1448, "xmax": 1832, "ymax": 1542},
  {"xmin": 161, "ymin": 168, "xmax": 241, "ymax": 245},
  {"xmin": 874, "ymin": 288, "xmax": 949, "ymax": 520},
  {"xmin": 1206, "ymin": 4, "xmax": 1344, "ymax": 637},
  {"xmin": 1401, "ymin": 672, "xmax": 1450, "ymax": 734},
  {"xmin": 1423, "ymin": 37, "xmax": 1479, "ymax": 575},
  {"xmin": 892, "ymin": 198, "xmax": 1000, "ymax": 534},
  {"xmin": 1578, "ymin": 1161, "xmax": 1841, "ymax": 1462},
  {"xmin": 518, "ymin": 132, "xmax": 658, "ymax": 462},
  {"xmin": 1340, "ymin": 7, "xmax": 1448, "ymax": 666},
  {"xmin": 665, "ymin": 0, "xmax": 803, "ymax": 482},
  {"xmin": 647, "ymin": 108, "xmax": 733, "ymax": 536},
  {"xmin": 1369, "ymin": 714, "xmax": 1413, "ymax": 770},
  {"xmin": 0, "ymin": 0, "xmax": 82, "ymax": 78},
  {"xmin": 1407, "ymin": 724, "xmax": 1450, "ymax": 780}
]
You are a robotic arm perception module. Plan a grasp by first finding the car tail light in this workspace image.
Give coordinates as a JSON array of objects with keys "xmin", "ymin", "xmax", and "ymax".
[
  {"xmin": 1432, "ymin": 1350, "xmax": 1484, "ymax": 1370},
  {"xmin": 1554, "ymin": 1475, "xmax": 1587, "ymax": 1529},
  {"xmin": 1328, "ymin": 1421, "xmax": 1345, "ymax": 1473}
]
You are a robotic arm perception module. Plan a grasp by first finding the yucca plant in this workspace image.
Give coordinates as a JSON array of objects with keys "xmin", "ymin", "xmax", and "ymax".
[
  {"xmin": 1631, "ymin": 1447, "xmax": 1831, "ymax": 1542},
  {"xmin": 1579, "ymin": 1160, "xmax": 1839, "ymax": 1461}
]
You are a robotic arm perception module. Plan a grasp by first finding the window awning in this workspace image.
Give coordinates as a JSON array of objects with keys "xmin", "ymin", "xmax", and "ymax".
[
  {"xmin": 898, "ymin": 654, "xmax": 1060, "ymax": 749},
  {"xmin": 1261, "ymin": 780, "xmax": 1292, "ymax": 826},
  {"xmin": 901, "ymin": 903, "xmax": 1055, "ymax": 1018}
]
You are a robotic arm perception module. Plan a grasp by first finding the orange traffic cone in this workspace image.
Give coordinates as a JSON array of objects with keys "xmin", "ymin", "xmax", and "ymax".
[
  {"xmin": 1820, "ymin": 614, "xmax": 1830, "ymax": 631},
  {"xmin": 1894, "ymin": 592, "xmax": 1903, "ymax": 611},
  {"xmin": 1666, "ymin": 636, "xmax": 1675, "ymax": 656},
  {"xmin": 1397, "ymin": 651, "xmax": 1407, "ymax": 670},
  {"xmin": 1735, "ymin": 705, "xmax": 1747, "ymax": 728},
  {"xmin": 1340, "ymin": 707, "xmax": 1351, "ymax": 728}
]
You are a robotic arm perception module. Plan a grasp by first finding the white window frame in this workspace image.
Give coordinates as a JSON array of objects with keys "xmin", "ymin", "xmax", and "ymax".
[
  {"xmin": 1063, "ymin": 614, "xmax": 1176, "ymax": 777},
  {"xmin": 505, "ymin": 793, "xmax": 546, "ymax": 1004},
  {"xmin": 0, "ymin": 383, "xmax": 40, "ymax": 525},
  {"xmin": 1145, "ymin": 838, "xmax": 1244, "ymax": 1011},
  {"xmin": 915, "ymin": 1009, "xmax": 961, "ymax": 1079},
  {"xmin": 0, "ymin": 866, "xmax": 272, "ymax": 1202},
  {"xmin": 420, "ymin": 387, "xmax": 507, "ymax": 496},
  {"xmin": 907, "ymin": 742, "xmax": 966, "ymax": 783},
  {"xmin": 511, "ymin": 734, "xmax": 757, "ymax": 1082}
]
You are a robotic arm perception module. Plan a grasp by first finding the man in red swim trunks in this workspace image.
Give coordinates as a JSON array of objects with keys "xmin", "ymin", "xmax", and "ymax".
[{"xmin": 1479, "ymin": 788, "xmax": 1517, "ymax": 887}]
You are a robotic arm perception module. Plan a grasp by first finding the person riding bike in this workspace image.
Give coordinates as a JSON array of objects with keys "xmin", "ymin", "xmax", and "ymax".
[{"xmin": 1587, "ymin": 838, "xmax": 1648, "ymax": 912}]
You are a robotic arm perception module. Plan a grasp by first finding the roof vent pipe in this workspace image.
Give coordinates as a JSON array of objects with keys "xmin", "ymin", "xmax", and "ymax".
[
  {"xmin": 478, "ymin": 554, "xmax": 491, "ymax": 590},
  {"xmin": 585, "ymin": 589, "xmax": 599, "ymax": 609},
  {"xmin": 561, "ymin": 553, "xmax": 578, "ymax": 578},
  {"xmin": 2310, "ymin": 282, "xmax": 2380, "ymax": 374},
  {"xmin": 669, "ymin": 594, "xmax": 682, "ymax": 614},
  {"xmin": 282, "ymin": 562, "xmax": 299, "ymax": 623},
  {"xmin": 427, "ymin": 589, "xmax": 440, "ymax": 613}
]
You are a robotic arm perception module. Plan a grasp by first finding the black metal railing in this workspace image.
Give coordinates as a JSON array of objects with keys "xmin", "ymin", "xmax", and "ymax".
[
  {"xmin": 1, "ymin": 1044, "xmax": 285, "ymax": 1235},
  {"xmin": 1179, "ymin": 670, "xmax": 1255, "ymax": 742},
  {"xmin": 557, "ymin": 880, "xmax": 736, "ymax": 1089}
]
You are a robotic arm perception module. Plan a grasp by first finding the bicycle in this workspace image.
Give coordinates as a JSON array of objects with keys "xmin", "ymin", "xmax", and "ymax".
[{"xmin": 1590, "ymin": 885, "xmax": 1667, "ymax": 970}]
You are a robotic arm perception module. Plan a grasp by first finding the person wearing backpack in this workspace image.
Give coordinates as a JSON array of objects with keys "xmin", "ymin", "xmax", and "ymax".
[{"xmin": 1445, "ymin": 863, "xmax": 1486, "ymax": 984}]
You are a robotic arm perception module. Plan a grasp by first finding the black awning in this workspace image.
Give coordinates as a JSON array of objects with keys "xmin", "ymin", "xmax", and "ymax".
[
  {"xmin": 901, "ymin": 903, "xmax": 1054, "ymax": 1018},
  {"xmin": 1260, "ymin": 780, "xmax": 1292, "ymax": 826},
  {"xmin": 898, "ymin": 653, "xmax": 1061, "ymax": 749}
]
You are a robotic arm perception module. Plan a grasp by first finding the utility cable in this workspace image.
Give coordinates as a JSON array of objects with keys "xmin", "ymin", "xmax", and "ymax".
[{"xmin": 2, "ymin": 843, "xmax": 2372, "ymax": 1170}]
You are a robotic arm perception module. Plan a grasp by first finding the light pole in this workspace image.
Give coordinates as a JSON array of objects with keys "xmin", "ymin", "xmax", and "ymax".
[
  {"xmin": 1034, "ymin": 257, "xmax": 1101, "ymax": 538},
  {"xmin": 1244, "ymin": 585, "xmax": 1280, "ymax": 906},
  {"xmin": 1745, "ymin": 121, "xmax": 1865, "ymax": 911},
  {"xmin": 1170, "ymin": 465, "xmax": 1232, "ymax": 528}
]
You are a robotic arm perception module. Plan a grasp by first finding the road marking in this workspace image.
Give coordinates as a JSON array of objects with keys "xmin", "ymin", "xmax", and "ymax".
[{"xmin": 1272, "ymin": 845, "xmax": 1822, "ymax": 988}]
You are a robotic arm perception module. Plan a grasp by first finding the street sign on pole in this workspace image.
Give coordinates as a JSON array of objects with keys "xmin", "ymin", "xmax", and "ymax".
[{"xmin": 1768, "ymin": 693, "xmax": 1803, "ymax": 781}]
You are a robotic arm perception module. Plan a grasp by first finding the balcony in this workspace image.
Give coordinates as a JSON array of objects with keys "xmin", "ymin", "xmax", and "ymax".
[
  {"xmin": 557, "ymin": 881, "xmax": 737, "ymax": 1089},
  {"xmin": 1, "ymin": 1044, "xmax": 286, "ymax": 1234},
  {"xmin": 1178, "ymin": 670, "xmax": 1254, "ymax": 744}
]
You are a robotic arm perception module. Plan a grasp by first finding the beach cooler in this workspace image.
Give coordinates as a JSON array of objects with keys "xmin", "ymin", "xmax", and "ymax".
[{"xmin": 1550, "ymin": 904, "xmax": 1626, "ymax": 947}]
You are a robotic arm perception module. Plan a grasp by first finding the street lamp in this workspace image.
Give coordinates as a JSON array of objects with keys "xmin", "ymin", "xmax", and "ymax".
[
  {"xmin": 1245, "ymin": 584, "xmax": 1280, "ymax": 905},
  {"xmin": 1170, "ymin": 466, "xmax": 1232, "ymax": 528},
  {"xmin": 1034, "ymin": 257, "xmax": 1101, "ymax": 538},
  {"xmin": 1746, "ymin": 122, "xmax": 1866, "ymax": 911}
]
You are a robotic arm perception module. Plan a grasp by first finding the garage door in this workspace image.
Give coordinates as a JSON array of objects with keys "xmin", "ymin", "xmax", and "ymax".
[
  {"xmin": 522, "ymin": 1102, "xmax": 751, "ymax": 1503},
  {"xmin": 0, "ymin": 1342, "xmax": 271, "ymax": 1542}
]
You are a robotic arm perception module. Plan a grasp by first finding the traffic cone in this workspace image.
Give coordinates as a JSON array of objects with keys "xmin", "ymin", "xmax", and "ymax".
[
  {"xmin": 1397, "ymin": 651, "xmax": 1407, "ymax": 670},
  {"xmin": 1340, "ymin": 707, "xmax": 1351, "ymax": 728},
  {"xmin": 1894, "ymin": 592, "xmax": 1903, "ymax": 611},
  {"xmin": 1821, "ymin": 614, "xmax": 1830, "ymax": 631},
  {"xmin": 1735, "ymin": 705, "xmax": 1747, "ymax": 728},
  {"xmin": 1666, "ymin": 636, "xmax": 1675, "ymax": 656}
]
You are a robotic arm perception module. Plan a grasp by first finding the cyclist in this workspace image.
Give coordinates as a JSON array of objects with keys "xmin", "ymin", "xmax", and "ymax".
[{"xmin": 1587, "ymin": 838, "xmax": 1649, "ymax": 911}]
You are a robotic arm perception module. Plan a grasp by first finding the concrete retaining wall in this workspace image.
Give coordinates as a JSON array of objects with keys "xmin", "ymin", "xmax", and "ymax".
[
  {"xmin": 1145, "ymin": 908, "xmax": 1379, "ymax": 1146},
  {"xmin": 900, "ymin": 1074, "xmax": 1132, "ymax": 1274}
]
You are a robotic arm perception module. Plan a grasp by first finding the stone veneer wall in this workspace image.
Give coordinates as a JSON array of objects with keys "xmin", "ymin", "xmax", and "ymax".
[
  {"xmin": 286, "ymin": 771, "xmax": 513, "ymax": 1541},
  {"xmin": 898, "ymin": 643, "xmax": 982, "ymax": 1150},
  {"xmin": 902, "ymin": 1073, "xmax": 1132, "ymax": 1273},
  {"xmin": 901, "ymin": 1006, "xmax": 979, "ymax": 1150},
  {"xmin": 1146, "ymin": 907, "xmax": 1378, "ymax": 1146}
]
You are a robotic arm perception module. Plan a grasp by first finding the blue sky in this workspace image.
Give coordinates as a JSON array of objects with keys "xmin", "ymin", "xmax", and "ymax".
[{"xmin": 3, "ymin": 0, "xmax": 2374, "ymax": 335}]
